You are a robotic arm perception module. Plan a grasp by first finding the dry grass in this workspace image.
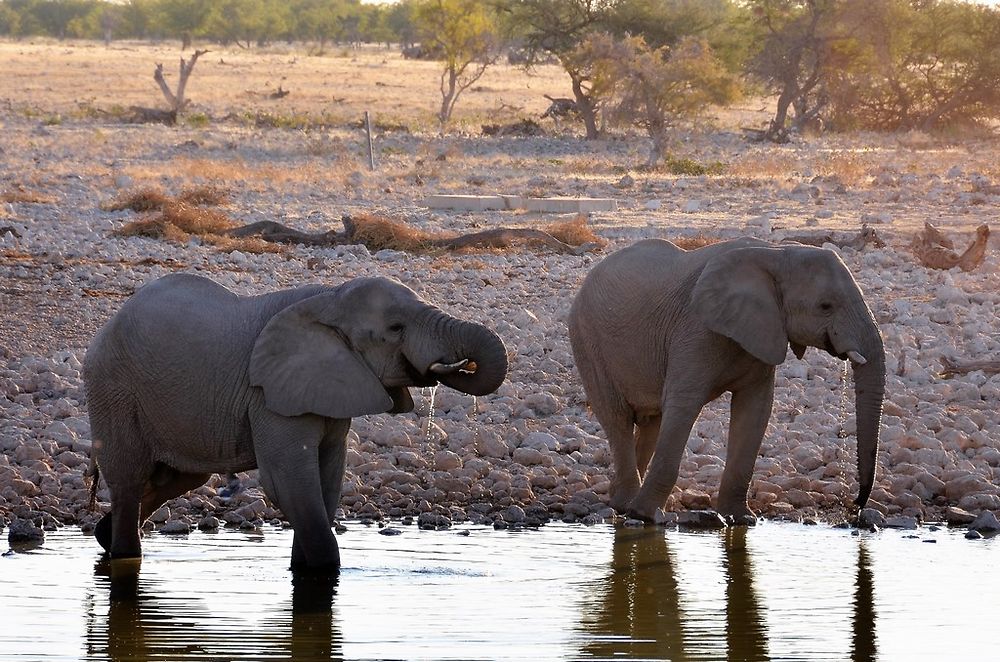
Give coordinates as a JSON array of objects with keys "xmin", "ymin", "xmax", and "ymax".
[
  {"xmin": 727, "ymin": 152, "xmax": 799, "ymax": 180},
  {"xmin": 813, "ymin": 151, "xmax": 875, "ymax": 187},
  {"xmin": 1, "ymin": 185, "xmax": 54, "ymax": 204},
  {"xmin": 103, "ymin": 187, "xmax": 171, "ymax": 212},
  {"xmin": 178, "ymin": 185, "xmax": 229, "ymax": 206},
  {"xmin": 348, "ymin": 213, "xmax": 438, "ymax": 252},
  {"xmin": 672, "ymin": 234, "xmax": 721, "ymax": 250},
  {"xmin": 546, "ymin": 214, "xmax": 606, "ymax": 247}
]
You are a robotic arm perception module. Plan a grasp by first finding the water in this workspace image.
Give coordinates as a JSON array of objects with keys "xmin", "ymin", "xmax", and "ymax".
[{"xmin": 1, "ymin": 522, "xmax": 996, "ymax": 661}]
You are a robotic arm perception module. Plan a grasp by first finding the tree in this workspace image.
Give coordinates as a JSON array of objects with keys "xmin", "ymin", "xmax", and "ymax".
[
  {"xmin": 826, "ymin": 0, "xmax": 1000, "ymax": 131},
  {"xmin": 414, "ymin": 0, "xmax": 500, "ymax": 131},
  {"xmin": 154, "ymin": 0, "xmax": 213, "ymax": 49},
  {"xmin": 745, "ymin": 0, "xmax": 846, "ymax": 141},
  {"xmin": 583, "ymin": 33, "xmax": 739, "ymax": 164},
  {"xmin": 498, "ymin": 0, "xmax": 618, "ymax": 139}
]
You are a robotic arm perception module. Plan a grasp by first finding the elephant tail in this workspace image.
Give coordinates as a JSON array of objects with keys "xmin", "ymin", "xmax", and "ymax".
[{"xmin": 87, "ymin": 459, "xmax": 101, "ymax": 511}]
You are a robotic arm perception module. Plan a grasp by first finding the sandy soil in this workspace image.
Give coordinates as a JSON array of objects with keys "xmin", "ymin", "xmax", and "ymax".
[{"xmin": 2, "ymin": 41, "xmax": 1000, "ymax": 539}]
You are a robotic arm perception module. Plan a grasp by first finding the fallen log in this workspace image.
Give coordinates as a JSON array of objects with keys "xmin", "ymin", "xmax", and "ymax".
[
  {"xmin": 225, "ymin": 215, "xmax": 602, "ymax": 255},
  {"xmin": 940, "ymin": 356, "xmax": 1000, "ymax": 378},
  {"xmin": 782, "ymin": 224, "xmax": 885, "ymax": 250},
  {"xmin": 911, "ymin": 222, "xmax": 990, "ymax": 271}
]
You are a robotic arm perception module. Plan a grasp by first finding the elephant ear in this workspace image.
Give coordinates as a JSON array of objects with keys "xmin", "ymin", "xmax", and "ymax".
[
  {"xmin": 691, "ymin": 247, "xmax": 788, "ymax": 366},
  {"xmin": 249, "ymin": 294, "xmax": 393, "ymax": 419}
]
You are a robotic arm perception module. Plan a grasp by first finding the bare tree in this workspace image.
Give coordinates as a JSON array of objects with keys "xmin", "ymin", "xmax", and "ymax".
[{"xmin": 131, "ymin": 49, "xmax": 207, "ymax": 125}]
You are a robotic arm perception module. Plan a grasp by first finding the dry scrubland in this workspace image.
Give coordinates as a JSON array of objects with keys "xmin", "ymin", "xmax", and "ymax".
[{"xmin": 2, "ymin": 41, "xmax": 1000, "ymax": 539}]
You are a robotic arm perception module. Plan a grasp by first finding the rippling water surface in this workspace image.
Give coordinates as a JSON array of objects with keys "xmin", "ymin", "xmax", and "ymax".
[{"xmin": 1, "ymin": 522, "xmax": 996, "ymax": 661}]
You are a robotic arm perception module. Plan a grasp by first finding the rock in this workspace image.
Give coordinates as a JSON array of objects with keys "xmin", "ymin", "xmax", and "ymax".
[
  {"xmin": 149, "ymin": 506, "xmax": 170, "ymax": 523},
  {"xmin": 512, "ymin": 447, "xmax": 549, "ymax": 466},
  {"xmin": 969, "ymin": 511, "xmax": 1000, "ymax": 533},
  {"xmin": 521, "ymin": 431, "xmax": 560, "ymax": 452},
  {"xmin": 434, "ymin": 450, "xmax": 462, "ymax": 471},
  {"xmin": 945, "ymin": 506, "xmax": 977, "ymax": 525},
  {"xmin": 857, "ymin": 508, "xmax": 886, "ymax": 528},
  {"xmin": 379, "ymin": 527, "xmax": 403, "ymax": 536},
  {"xmin": 644, "ymin": 199, "xmax": 661, "ymax": 210},
  {"xmin": 417, "ymin": 512, "xmax": 450, "ymax": 530},
  {"xmin": 623, "ymin": 518, "xmax": 646, "ymax": 528},
  {"xmin": 476, "ymin": 432, "xmax": 510, "ymax": 459},
  {"xmin": 884, "ymin": 515, "xmax": 919, "ymax": 530},
  {"xmin": 676, "ymin": 510, "xmax": 727, "ymax": 529},
  {"xmin": 965, "ymin": 530, "xmax": 984, "ymax": 540},
  {"xmin": 503, "ymin": 505, "xmax": 526, "ymax": 523},
  {"xmin": 197, "ymin": 515, "xmax": 220, "ymax": 530},
  {"xmin": 7, "ymin": 519, "xmax": 44, "ymax": 544},
  {"xmin": 159, "ymin": 520, "xmax": 191, "ymax": 534}
]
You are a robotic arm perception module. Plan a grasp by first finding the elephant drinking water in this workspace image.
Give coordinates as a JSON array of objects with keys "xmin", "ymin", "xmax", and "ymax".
[
  {"xmin": 84, "ymin": 273, "xmax": 507, "ymax": 570},
  {"xmin": 568, "ymin": 238, "xmax": 885, "ymax": 524}
]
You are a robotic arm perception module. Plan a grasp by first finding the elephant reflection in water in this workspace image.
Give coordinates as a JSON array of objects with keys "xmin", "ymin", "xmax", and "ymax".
[
  {"xmin": 578, "ymin": 529, "xmax": 877, "ymax": 661},
  {"xmin": 577, "ymin": 527, "xmax": 768, "ymax": 661},
  {"xmin": 87, "ymin": 559, "xmax": 343, "ymax": 661}
]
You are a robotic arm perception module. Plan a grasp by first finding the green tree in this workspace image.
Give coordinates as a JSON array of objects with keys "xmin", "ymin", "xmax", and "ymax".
[
  {"xmin": 744, "ymin": 0, "xmax": 848, "ymax": 141},
  {"xmin": 414, "ymin": 0, "xmax": 500, "ymax": 131},
  {"xmin": 585, "ymin": 33, "xmax": 739, "ymax": 164},
  {"xmin": 154, "ymin": 0, "xmax": 213, "ymax": 49},
  {"xmin": 498, "ymin": 0, "xmax": 618, "ymax": 139}
]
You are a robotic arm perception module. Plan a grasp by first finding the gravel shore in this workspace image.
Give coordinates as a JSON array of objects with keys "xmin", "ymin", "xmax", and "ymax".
[{"xmin": 3, "ymin": 119, "xmax": 1000, "ymax": 540}]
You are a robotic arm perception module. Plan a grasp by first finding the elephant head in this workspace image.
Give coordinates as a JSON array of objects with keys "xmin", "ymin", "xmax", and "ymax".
[
  {"xmin": 691, "ymin": 244, "xmax": 885, "ymax": 510},
  {"xmin": 248, "ymin": 277, "xmax": 508, "ymax": 419}
]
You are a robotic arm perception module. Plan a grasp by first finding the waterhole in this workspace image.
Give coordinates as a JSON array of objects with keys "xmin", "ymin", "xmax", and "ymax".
[{"xmin": 1, "ymin": 522, "xmax": 995, "ymax": 661}]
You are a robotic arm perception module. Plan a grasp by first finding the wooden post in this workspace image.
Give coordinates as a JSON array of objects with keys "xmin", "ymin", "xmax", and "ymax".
[{"xmin": 364, "ymin": 111, "xmax": 376, "ymax": 171}]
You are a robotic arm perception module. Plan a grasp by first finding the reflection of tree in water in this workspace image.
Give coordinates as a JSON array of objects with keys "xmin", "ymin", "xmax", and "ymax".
[
  {"xmin": 578, "ymin": 526, "xmax": 770, "ymax": 661},
  {"xmin": 86, "ymin": 557, "xmax": 343, "ymax": 662},
  {"xmin": 852, "ymin": 542, "xmax": 877, "ymax": 662}
]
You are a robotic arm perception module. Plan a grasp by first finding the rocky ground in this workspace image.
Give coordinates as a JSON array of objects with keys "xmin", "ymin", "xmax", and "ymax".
[{"xmin": 3, "ymin": 105, "xmax": 1000, "ymax": 543}]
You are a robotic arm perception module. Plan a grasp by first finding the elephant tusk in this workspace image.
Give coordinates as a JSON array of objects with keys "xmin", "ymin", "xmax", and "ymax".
[
  {"xmin": 429, "ymin": 359, "xmax": 470, "ymax": 374},
  {"xmin": 847, "ymin": 350, "xmax": 867, "ymax": 365}
]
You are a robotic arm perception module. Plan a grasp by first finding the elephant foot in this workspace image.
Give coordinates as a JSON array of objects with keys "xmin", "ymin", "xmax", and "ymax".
[
  {"xmin": 718, "ymin": 504, "xmax": 759, "ymax": 527},
  {"xmin": 95, "ymin": 514, "xmax": 112, "ymax": 552},
  {"xmin": 609, "ymin": 486, "xmax": 640, "ymax": 515}
]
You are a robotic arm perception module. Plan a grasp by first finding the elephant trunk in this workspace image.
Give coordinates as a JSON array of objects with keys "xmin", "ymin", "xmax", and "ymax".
[
  {"xmin": 851, "ymin": 333, "xmax": 885, "ymax": 510},
  {"xmin": 419, "ymin": 312, "xmax": 508, "ymax": 396}
]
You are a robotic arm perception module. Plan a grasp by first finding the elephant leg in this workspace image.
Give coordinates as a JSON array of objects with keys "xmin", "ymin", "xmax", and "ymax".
[
  {"xmin": 717, "ymin": 372, "xmax": 775, "ymax": 525},
  {"xmin": 319, "ymin": 420, "xmax": 351, "ymax": 522},
  {"xmin": 106, "ymin": 481, "xmax": 144, "ymax": 558},
  {"xmin": 252, "ymin": 409, "xmax": 340, "ymax": 571},
  {"xmin": 289, "ymin": 420, "xmax": 351, "ymax": 568},
  {"xmin": 602, "ymin": 413, "xmax": 640, "ymax": 514},
  {"xmin": 629, "ymin": 396, "xmax": 704, "ymax": 521},
  {"xmin": 635, "ymin": 412, "xmax": 662, "ymax": 477},
  {"xmin": 140, "ymin": 463, "xmax": 211, "ymax": 523}
]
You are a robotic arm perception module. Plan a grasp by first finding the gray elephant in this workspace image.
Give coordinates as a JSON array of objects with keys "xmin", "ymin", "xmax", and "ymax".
[
  {"xmin": 568, "ymin": 238, "xmax": 884, "ymax": 523},
  {"xmin": 85, "ymin": 273, "xmax": 507, "ymax": 570}
]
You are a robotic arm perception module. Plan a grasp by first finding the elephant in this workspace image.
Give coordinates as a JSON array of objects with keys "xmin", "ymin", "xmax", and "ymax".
[
  {"xmin": 84, "ymin": 273, "xmax": 507, "ymax": 570},
  {"xmin": 568, "ymin": 237, "xmax": 885, "ymax": 524}
]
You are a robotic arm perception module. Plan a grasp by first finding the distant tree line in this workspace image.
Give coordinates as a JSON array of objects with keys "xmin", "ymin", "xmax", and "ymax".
[{"xmin": 3, "ymin": 0, "xmax": 1000, "ymax": 138}]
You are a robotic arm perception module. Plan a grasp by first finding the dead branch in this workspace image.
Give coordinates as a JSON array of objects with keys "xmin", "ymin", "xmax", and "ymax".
[
  {"xmin": 911, "ymin": 222, "xmax": 990, "ymax": 271},
  {"xmin": 782, "ymin": 224, "xmax": 885, "ymax": 250},
  {"xmin": 153, "ymin": 49, "xmax": 208, "ymax": 120},
  {"xmin": 225, "ymin": 216, "xmax": 600, "ymax": 255},
  {"xmin": 940, "ymin": 356, "xmax": 1000, "ymax": 378},
  {"xmin": 269, "ymin": 85, "xmax": 290, "ymax": 99}
]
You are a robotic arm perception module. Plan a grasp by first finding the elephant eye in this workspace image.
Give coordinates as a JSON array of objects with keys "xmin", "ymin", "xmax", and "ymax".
[
  {"xmin": 388, "ymin": 323, "xmax": 405, "ymax": 333},
  {"xmin": 819, "ymin": 302, "xmax": 834, "ymax": 313}
]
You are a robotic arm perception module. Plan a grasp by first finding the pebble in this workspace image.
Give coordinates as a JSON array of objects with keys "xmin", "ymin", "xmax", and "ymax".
[{"xmin": 676, "ymin": 510, "xmax": 727, "ymax": 529}]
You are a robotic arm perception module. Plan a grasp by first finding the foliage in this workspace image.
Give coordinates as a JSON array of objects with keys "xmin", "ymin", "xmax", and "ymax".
[
  {"xmin": 577, "ymin": 32, "xmax": 739, "ymax": 164},
  {"xmin": 825, "ymin": 0, "xmax": 1000, "ymax": 131},
  {"xmin": 414, "ymin": 0, "xmax": 499, "ymax": 129}
]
